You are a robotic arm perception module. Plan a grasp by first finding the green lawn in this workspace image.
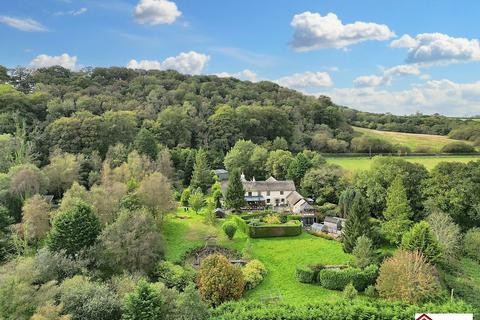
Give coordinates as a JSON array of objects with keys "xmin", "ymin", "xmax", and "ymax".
[
  {"xmin": 162, "ymin": 210, "xmax": 353, "ymax": 304},
  {"xmin": 326, "ymin": 155, "xmax": 480, "ymax": 172},
  {"xmin": 353, "ymin": 126, "xmax": 473, "ymax": 152}
]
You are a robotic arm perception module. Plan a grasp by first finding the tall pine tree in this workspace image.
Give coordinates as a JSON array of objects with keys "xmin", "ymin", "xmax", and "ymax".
[
  {"xmin": 342, "ymin": 192, "xmax": 372, "ymax": 253},
  {"xmin": 382, "ymin": 175, "xmax": 413, "ymax": 244},
  {"xmin": 225, "ymin": 169, "xmax": 246, "ymax": 211},
  {"xmin": 190, "ymin": 149, "xmax": 213, "ymax": 193}
]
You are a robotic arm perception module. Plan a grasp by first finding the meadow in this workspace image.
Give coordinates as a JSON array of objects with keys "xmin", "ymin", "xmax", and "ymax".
[
  {"xmin": 353, "ymin": 126, "xmax": 473, "ymax": 152},
  {"xmin": 162, "ymin": 209, "xmax": 353, "ymax": 304},
  {"xmin": 326, "ymin": 155, "xmax": 480, "ymax": 172}
]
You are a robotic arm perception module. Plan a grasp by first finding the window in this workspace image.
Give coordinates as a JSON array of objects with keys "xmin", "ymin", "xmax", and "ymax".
[
  {"xmin": 280, "ymin": 191, "xmax": 284, "ymax": 195},
  {"xmin": 266, "ymin": 199, "xmax": 270, "ymax": 203},
  {"xmin": 248, "ymin": 192, "xmax": 252, "ymax": 197},
  {"xmin": 281, "ymin": 198, "xmax": 285, "ymax": 203}
]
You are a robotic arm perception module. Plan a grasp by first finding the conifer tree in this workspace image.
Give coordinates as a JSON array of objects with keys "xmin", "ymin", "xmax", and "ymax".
[
  {"xmin": 338, "ymin": 187, "xmax": 357, "ymax": 218},
  {"xmin": 190, "ymin": 149, "xmax": 213, "ymax": 193},
  {"xmin": 225, "ymin": 169, "xmax": 246, "ymax": 211},
  {"xmin": 382, "ymin": 176, "xmax": 413, "ymax": 244},
  {"xmin": 342, "ymin": 192, "xmax": 372, "ymax": 253},
  {"xmin": 401, "ymin": 221, "xmax": 442, "ymax": 264}
]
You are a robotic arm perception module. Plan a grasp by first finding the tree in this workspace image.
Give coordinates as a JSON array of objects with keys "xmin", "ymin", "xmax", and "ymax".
[
  {"xmin": 381, "ymin": 176, "xmax": 413, "ymax": 244},
  {"xmin": 122, "ymin": 280, "xmax": 176, "ymax": 320},
  {"xmin": 197, "ymin": 254, "xmax": 244, "ymax": 306},
  {"xmin": 338, "ymin": 187, "xmax": 357, "ymax": 218},
  {"xmin": 189, "ymin": 149, "xmax": 213, "ymax": 194},
  {"xmin": 224, "ymin": 140, "xmax": 267, "ymax": 179},
  {"xmin": 463, "ymin": 228, "xmax": 480, "ymax": 262},
  {"xmin": 180, "ymin": 187, "xmax": 191, "ymax": 207},
  {"xmin": 352, "ymin": 235, "xmax": 376, "ymax": 269},
  {"xmin": 376, "ymin": 250, "xmax": 441, "ymax": 304},
  {"xmin": 43, "ymin": 152, "xmax": 80, "ymax": 199},
  {"xmin": 137, "ymin": 172, "xmax": 175, "ymax": 222},
  {"xmin": 47, "ymin": 200, "xmax": 101, "ymax": 257},
  {"xmin": 271, "ymin": 137, "xmax": 288, "ymax": 150},
  {"xmin": 222, "ymin": 221, "xmax": 237, "ymax": 240},
  {"xmin": 225, "ymin": 169, "xmax": 245, "ymax": 211},
  {"xmin": 401, "ymin": 221, "xmax": 442, "ymax": 264},
  {"xmin": 175, "ymin": 284, "xmax": 209, "ymax": 320},
  {"xmin": 300, "ymin": 165, "xmax": 346, "ymax": 204},
  {"xmin": 188, "ymin": 189, "xmax": 204, "ymax": 214},
  {"xmin": 156, "ymin": 148, "xmax": 174, "ymax": 181},
  {"xmin": 342, "ymin": 193, "xmax": 372, "ymax": 253},
  {"xmin": 21, "ymin": 194, "xmax": 51, "ymax": 241},
  {"xmin": 88, "ymin": 183, "xmax": 127, "ymax": 226},
  {"xmin": 8, "ymin": 164, "xmax": 49, "ymax": 201},
  {"xmin": 287, "ymin": 152, "xmax": 311, "ymax": 187},
  {"xmin": 265, "ymin": 150, "xmax": 293, "ymax": 180},
  {"xmin": 0, "ymin": 205, "xmax": 13, "ymax": 261},
  {"xmin": 103, "ymin": 110, "xmax": 138, "ymax": 147},
  {"xmin": 134, "ymin": 128, "xmax": 158, "ymax": 160},
  {"xmin": 60, "ymin": 276, "xmax": 121, "ymax": 320},
  {"xmin": 426, "ymin": 211, "xmax": 461, "ymax": 263},
  {"xmin": 100, "ymin": 209, "xmax": 163, "ymax": 274}
]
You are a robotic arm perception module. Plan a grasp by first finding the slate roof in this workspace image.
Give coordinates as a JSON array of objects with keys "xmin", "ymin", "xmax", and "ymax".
[
  {"xmin": 286, "ymin": 191, "xmax": 303, "ymax": 205},
  {"xmin": 242, "ymin": 179, "xmax": 296, "ymax": 192}
]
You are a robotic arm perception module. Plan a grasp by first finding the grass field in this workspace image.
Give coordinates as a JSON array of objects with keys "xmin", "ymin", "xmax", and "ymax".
[
  {"xmin": 162, "ymin": 209, "xmax": 352, "ymax": 304},
  {"xmin": 326, "ymin": 155, "xmax": 480, "ymax": 172},
  {"xmin": 353, "ymin": 126, "xmax": 473, "ymax": 152}
]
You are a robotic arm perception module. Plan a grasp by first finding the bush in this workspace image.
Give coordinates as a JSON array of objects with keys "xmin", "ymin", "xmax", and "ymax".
[
  {"xmin": 222, "ymin": 221, "xmax": 238, "ymax": 240},
  {"xmin": 343, "ymin": 282, "xmax": 358, "ymax": 299},
  {"xmin": 197, "ymin": 254, "xmax": 245, "ymax": 306},
  {"xmin": 248, "ymin": 221, "xmax": 302, "ymax": 238},
  {"xmin": 319, "ymin": 265, "xmax": 378, "ymax": 291},
  {"xmin": 376, "ymin": 250, "xmax": 441, "ymax": 304},
  {"xmin": 440, "ymin": 142, "xmax": 475, "ymax": 153},
  {"xmin": 310, "ymin": 231, "xmax": 335, "ymax": 240},
  {"xmin": 295, "ymin": 265, "xmax": 315, "ymax": 283},
  {"xmin": 264, "ymin": 214, "xmax": 280, "ymax": 224},
  {"xmin": 232, "ymin": 215, "xmax": 248, "ymax": 234},
  {"xmin": 242, "ymin": 260, "xmax": 267, "ymax": 290},
  {"xmin": 463, "ymin": 228, "xmax": 480, "ymax": 261},
  {"xmin": 154, "ymin": 261, "xmax": 196, "ymax": 291},
  {"xmin": 365, "ymin": 285, "xmax": 377, "ymax": 297}
]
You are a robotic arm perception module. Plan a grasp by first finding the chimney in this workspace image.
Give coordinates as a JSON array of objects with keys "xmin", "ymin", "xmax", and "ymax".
[
  {"xmin": 240, "ymin": 172, "xmax": 246, "ymax": 181},
  {"xmin": 252, "ymin": 176, "xmax": 256, "ymax": 182}
]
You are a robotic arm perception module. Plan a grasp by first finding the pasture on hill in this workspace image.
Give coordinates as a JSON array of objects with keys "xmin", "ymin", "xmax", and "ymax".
[
  {"xmin": 353, "ymin": 126, "xmax": 474, "ymax": 153},
  {"xmin": 326, "ymin": 155, "xmax": 480, "ymax": 172}
]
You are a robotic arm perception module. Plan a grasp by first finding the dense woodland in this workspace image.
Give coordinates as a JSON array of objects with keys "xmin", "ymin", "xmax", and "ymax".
[{"xmin": 0, "ymin": 66, "xmax": 480, "ymax": 319}]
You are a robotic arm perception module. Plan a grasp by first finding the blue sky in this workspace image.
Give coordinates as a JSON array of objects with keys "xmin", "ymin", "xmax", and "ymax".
[{"xmin": 1, "ymin": 0, "xmax": 480, "ymax": 116}]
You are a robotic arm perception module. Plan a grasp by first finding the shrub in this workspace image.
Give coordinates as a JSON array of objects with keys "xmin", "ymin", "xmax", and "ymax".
[
  {"xmin": 248, "ymin": 221, "xmax": 302, "ymax": 238},
  {"xmin": 264, "ymin": 214, "xmax": 280, "ymax": 224},
  {"xmin": 376, "ymin": 250, "xmax": 441, "ymax": 304},
  {"xmin": 232, "ymin": 215, "xmax": 248, "ymax": 235},
  {"xmin": 440, "ymin": 142, "xmax": 475, "ymax": 153},
  {"xmin": 352, "ymin": 236, "xmax": 376, "ymax": 269},
  {"xmin": 197, "ymin": 254, "xmax": 244, "ymax": 306},
  {"xmin": 47, "ymin": 200, "xmax": 101, "ymax": 257},
  {"xmin": 286, "ymin": 215, "xmax": 301, "ymax": 221},
  {"xmin": 34, "ymin": 248, "xmax": 86, "ymax": 283},
  {"xmin": 222, "ymin": 221, "xmax": 238, "ymax": 240},
  {"xmin": 343, "ymin": 282, "xmax": 358, "ymax": 299},
  {"xmin": 463, "ymin": 228, "xmax": 480, "ymax": 261},
  {"xmin": 242, "ymin": 260, "xmax": 267, "ymax": 290},
  {"xmin": 365, "ymin": 285, "xmax": 377, "ymax": 297},
  {"xmin": 319, "ymin": 265, "xmax": 378, "ymax": 291},
  {"xmin": 295, "ymin": 265, "xmax": 315, "ymax": 283},
  {"xmin": 310, "ymin": 231, "xmax": 335, "ymax": 240},
  {"xmin": 154, "ymin": 261, "xmax": 196, "ymax": 291}
]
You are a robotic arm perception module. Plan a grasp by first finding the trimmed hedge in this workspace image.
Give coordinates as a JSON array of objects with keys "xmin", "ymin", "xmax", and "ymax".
[
  {"xmin": 211, "ymin": 300, "xmax": 476, "ymax": 320},
  {"xmin": 318, "ymin": 265, "xmax": 379, "ymax": 291},
  {"xmin": 295, "ymin": 265, "xmax": 315, "ymax": 283},
  {"xmin": 248, "ymin": 221, "xmax": 302, "ymax": 238}
]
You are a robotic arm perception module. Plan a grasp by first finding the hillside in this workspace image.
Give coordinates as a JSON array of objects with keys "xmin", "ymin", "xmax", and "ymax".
[{"xmin": 353, "ymin": 126, "xmax": 474, "ymax": 153}]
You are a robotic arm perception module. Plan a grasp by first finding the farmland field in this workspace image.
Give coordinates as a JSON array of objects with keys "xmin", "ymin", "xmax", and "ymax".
[
  {"xmin": 353, "ymin": 126, "xmax": 474, "ymax": 152},
  {"xmin": 326, "ymin": 155, "xmax": 480, "ymax": 172}
]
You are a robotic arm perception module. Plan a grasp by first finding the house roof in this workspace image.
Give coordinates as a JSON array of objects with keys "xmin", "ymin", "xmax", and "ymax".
[
  {"xmin": 242, "ymin": 179, "xmax": 296, "ymax": 192},
  {"xmin": 286, "ymin": 191, "xmax": 303, "ymax": 205},
  {"xmin": 324, "ymin": 216, "xmax": 342, "ymax": 224}
]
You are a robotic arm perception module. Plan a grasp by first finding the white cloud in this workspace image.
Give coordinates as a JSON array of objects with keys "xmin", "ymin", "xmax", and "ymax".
[
  {"xmin": 216, "ymin": 69, "xmax": 259, "ymax": 82},
  {"xmin": 391, "ymin": 33, "xmax": 480, "ymax": 65},
  {"xmin": 133, "ymin": 0, "xmax": 181, "ymax": 25},
  {"xmin": 29, "ymin": 53, "xmax": 79, "ymax": 70},
  {"xmin": 0, "ymin": 16, "xmax": 48, "ymax": 32},
  {"xmin": 324, "ymin": 79, "xmax": 480, "ymax": 116},
  {"xmin": 127, "ymin": 51, "xmax": 209, "ymax": 74},
  {"xmin": 275, "ymin": 71, "xmax": 333, "ymax": 89},
  {"xmin": 55, "ymin": 8, "xmax": 88, "ymax": 16},
  {"xmin": 354, "ymin": 64, "xmax": 421, "ymax": 88},
  {"xmin": 290, "ymin": 12, "xmax": 395, "ymax": 51}
]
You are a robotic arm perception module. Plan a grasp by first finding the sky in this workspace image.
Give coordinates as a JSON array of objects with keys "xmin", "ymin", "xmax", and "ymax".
[{"xmin": 1, "ymin": 0, "xmax": 480, "ymax": 116}]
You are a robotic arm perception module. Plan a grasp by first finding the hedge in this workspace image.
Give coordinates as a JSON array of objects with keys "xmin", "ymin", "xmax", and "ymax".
[
  {"xmin": 296, "ymin": 264, "xmax": 325, "ymax": 283},
  {"xmin": 211, "ymin": 300, "xmax": 476, "ymax": 320},
  {"xmin": 318, "ymin": 265, "xmax": 379, "ymax": 291},
  {"xmin": 248, "ymin": 221, "xmax": 302, "ymax": 238},
  {"xmin": 240, "ymin": 211, "xmax": 273, "ymax": 221}
]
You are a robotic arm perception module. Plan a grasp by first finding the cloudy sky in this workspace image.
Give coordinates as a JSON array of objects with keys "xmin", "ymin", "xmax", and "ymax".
[{"xmin": 1, "ymin": 0, "xmax": 480, "ymax": 116}]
